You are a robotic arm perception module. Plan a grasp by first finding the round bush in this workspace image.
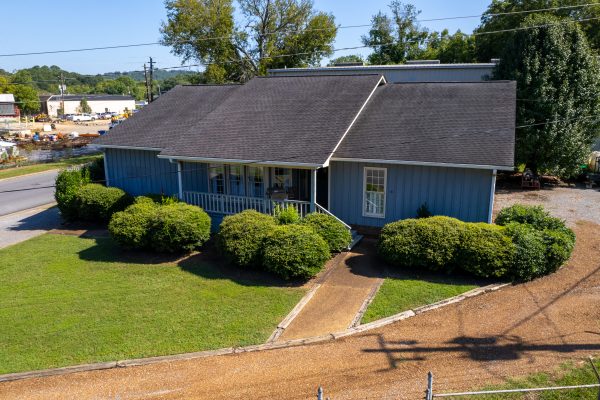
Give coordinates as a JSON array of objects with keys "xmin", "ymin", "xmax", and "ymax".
[
  {"xmin": 54, "ymin": 168, "xmax": 90, "ymax": 221},
  {"xmin": 542, "ymin": 227, "xmax": 576, "ymax": 274},
  {"xmin": 378, "ymin": 216, "xmax": 463, "ymax": 271},
  {"xmin": 149, "ymin": 203, "xmax": 211, "ymax": 253},
  {"xmin": 496, "ymin": 204, "xmax": 566, "ymax": 230},
  {"xmin": 262, "ymin": 225, "xmax": 330, "ymax": 280},
  {"xmin": 217, "ymin": 210, "xmax": 276, "ymax": 267},
  {"xmin": 108, "ymin": 202, "xmax": 158, "ymax": 249},
  {"xmin": 76, "ymin": 184, "xmax": 132, "ymax": 222},
  {"xmin": 301, "ymin": 213, "xmax": 352, "ymax": 253},
  {"xmin": 503, "ymin": 223, "xmax": 547, "ymax": 281},
  {"xmin": 457, "ymin": 223, "xmax": 515, "ymax": 278},
  {"xmin": 273, "ymin": 204, "xmax": 301, "ymax": 225}
]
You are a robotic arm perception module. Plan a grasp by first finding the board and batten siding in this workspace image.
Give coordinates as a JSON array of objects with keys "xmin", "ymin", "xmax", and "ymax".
[
  {"xmin": 329, "ymin": 161, "xmax": 493, "ymax": 227},
  {"xmin": 104, "ymin": 148, "xmax": 178, "ymax": 196}
]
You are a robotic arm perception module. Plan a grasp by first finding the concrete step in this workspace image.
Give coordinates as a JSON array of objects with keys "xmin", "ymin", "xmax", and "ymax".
[{"xmin": 348, "ymin": 230, "xmax": 364, "ymax": 250}]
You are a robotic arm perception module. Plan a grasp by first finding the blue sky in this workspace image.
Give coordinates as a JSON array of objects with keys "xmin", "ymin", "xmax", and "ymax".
[{"xmin": 0, "ymin": 0, "xmax": 489, "ymax": 75}]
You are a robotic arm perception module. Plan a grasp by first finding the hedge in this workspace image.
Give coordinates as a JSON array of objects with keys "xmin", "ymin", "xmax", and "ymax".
[
  {"xmin": 108, "ymin": 201, "xmax": 158, "ymax": 249},
  {"xmin": 301, "ymin": 213, "xmax": 352, "ymax": 253},
  {"xmin": 75, "ymin": 184, "xmax": 132, "ymax": 222},
  {"xmin": 54, "ymin": 169, "xmax": 90, "ymax": 221},
  {"xmin": 150, "ymin": 203, "xmax": 211, "ymax": 253},
  {"xmin": 273, "ymin": 204, "xmax": 301, "ymax": 225},
  {"xmin": 262, "ymin": 225, "xmax": 330, "ymax": 280},
  {"xmin": 217, "ymin": 210, "xmax": 277, "ymax": 267},
  {"xmin": 502, "ymin": 223, "xmax": 547, "ymax": 281},
  {"xmin": 457, "ymin": 223, "xmax": 515, "ymax": 278},
  {"xmin": 496, "ymin": 204, "xmax": 566, "ymax": 231}
]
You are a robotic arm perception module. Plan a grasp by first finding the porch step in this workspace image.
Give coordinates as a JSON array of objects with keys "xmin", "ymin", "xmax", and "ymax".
[{"xmin": 347, "ymin": 230, "xmax": 364, "ymax": 251}]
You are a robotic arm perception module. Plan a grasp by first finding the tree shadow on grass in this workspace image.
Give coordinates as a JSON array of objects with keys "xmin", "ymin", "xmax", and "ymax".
[{"xmin": 77, "ymin": 237, "xmax": 304, "ymax": 288}]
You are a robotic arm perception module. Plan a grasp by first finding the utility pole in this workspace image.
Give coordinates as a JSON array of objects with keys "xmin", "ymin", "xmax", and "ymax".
[
  {"xmin": 143, "ymin": 64, "xmax": 151, "ymax": 104},
  {"xmin": 149, "ymin": 57, "xmax": 155, "ymax": 102}
]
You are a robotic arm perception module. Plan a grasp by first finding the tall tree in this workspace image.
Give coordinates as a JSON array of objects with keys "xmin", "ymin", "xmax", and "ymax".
[
  {"xmin": 475, "ymin": 0, "xmax": 600, "ymax": 62},
  {"xmin": 78, "ymin": 97, "xmax": 92, "ymax": 114},
  {"xmin": 422, "ymin": 29, "xmax": 477, "ymax": 63},
  {"xmin": 361, "ymin": 1, "xmax": 429, "ymax": 65},
  {"xmin": 327, "ymin": 54, "xmax": 364, "ymax": 66},
  {"xmin": 160, "ymin": 0, "xmax": 337, "ymax": 83},
  {"xmin": 494, "ymin": 14, "xmax": 600, "ymax": 177}
]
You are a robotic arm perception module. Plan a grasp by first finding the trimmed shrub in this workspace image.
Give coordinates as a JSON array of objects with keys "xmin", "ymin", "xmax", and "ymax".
[
  {"xmin": 496, "ymin": 204, "xmax": 566, "ymax": 230},
  {"xmin": 217, "ymin": 210, "xmax": 277, "ymax": 267},
  {"xmin": 273, "ymin": 204, "xmax": 301, "ymax": 225},
  {"xmin": 150, "ymin": 203, "xmax": 211, "ymax": 253},
  {"xmin": 457, "ymin": 223, "xmax": 515, "ymax": 278},
  {"xmin": 108, "ymin": 202, "xmax": 158, "ymax": 249},
  {"xmin": 54, "ymin": 168, "xmax": 90, "ymax": 220},
  {"xmin": 138, "ymin": 194, "xmax": 180, "ymax": 205},
  {"xmin": 378, "ymin": 216, "xmax": 463, "ymax": 271},
  {"xmin": 75, "ymin": 184, "xmax": 133, "ymax": 222},
  {"xmin": 301, "ymin": 212, "xmax": 352, "ymax": 253},
  {"xmin": 262, "ymin": 225, "xmax": 330, "ymax": 280},
  {"xmin": 82, "ymin": 157, "xmax": 105, "ymax": 184},
  {"xmin": 542, "ymin": 227, "xmax": 576, "ymax": 274},
  {"xmin": 503, "ymin": 223, "xmax": 547, "ymax": 281}
]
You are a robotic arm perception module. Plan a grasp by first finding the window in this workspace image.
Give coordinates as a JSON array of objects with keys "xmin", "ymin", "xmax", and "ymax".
[
  {"xmin": 228, "ymin": 165, "xmax": 244, "ymax": 196},
  {"xmin": 273, "ymin": 168, "xmax": 292, "ymax": 189},
  {"xmin": 246, "ymin": 166, "xmax": 265, "ymax": 198},
  {"xmin": 363, "ymin": 167, "xmax": 386, "ymax": 218},
  {"xmin": 209, "ymin": 164, "xmax": 225, "ymax": 194}
]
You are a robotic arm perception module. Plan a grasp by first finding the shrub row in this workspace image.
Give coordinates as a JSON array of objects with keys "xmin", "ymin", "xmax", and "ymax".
[
  {"xmin": 217, "ymin": 209, "xmax": 351, "ymax": 280},
  {"xmin": 378, "ymin": 206, "xmax": 575, "ymax": 282},
  {"xmin": 109, "ymin": 199, "xmax": 211, "ymax": 253}
]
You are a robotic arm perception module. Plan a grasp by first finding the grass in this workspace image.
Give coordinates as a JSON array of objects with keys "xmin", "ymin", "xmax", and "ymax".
[
  {"xmin": 0, "ymin": 234, "xmax": 305, "ymax": 374},
  {"xmin": 361, "ymin": 270, "xmax": 482, "ymax": 323},
  {"xmin": 0, "ymin": 154, "xmax": 102, "ymax": 180},
  {"xmin": 451, "ymin": 359, "xmax": 600, "ymax": 399}
]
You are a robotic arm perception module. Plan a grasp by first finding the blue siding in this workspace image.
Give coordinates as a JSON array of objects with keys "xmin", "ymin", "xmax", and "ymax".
[
  {"xmin": 181, "ymin": 161, "xmax": 208, "ymax": 192},
  {"xmin": 105, "ymin": 148, "xmax": 178, "ymax": 196},
  {"xmin": 329, "ymin": 161, "xmax": 493, "ymax": 227}
]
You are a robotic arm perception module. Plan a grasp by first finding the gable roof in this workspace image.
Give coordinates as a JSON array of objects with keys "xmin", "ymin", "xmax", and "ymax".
[
  {"xmin": 94, "ymin": 84, "xmax": 240, "ymax": 150},
  {"xmin": 159, "ymin": 75, "xmax": 384, "ymax": 166},
  {"xmin": 332, "ymin": 81, "xmax": 516, "ymax": 169}
]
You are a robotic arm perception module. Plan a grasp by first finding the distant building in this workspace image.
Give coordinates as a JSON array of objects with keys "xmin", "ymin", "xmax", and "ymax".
[
  {"xmin": 268, "ymin": 60, "xmax": 498, "ymax": 83},
  {"xmin": 41, "ymin": 94, "xmax": 136, "ymax": 117},
  {"xmin": 0, "ymin": 94, "xmax": 18, "ymax": 121}
]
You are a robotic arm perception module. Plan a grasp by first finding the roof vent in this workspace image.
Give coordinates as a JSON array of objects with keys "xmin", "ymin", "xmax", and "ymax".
[
  {"xmin": 332, "ymin": 62, "xmax": 364, "ymax": 67},
  {"xmin": 405, "ymin": 60, "xmax": 441, "ymax": 65}
]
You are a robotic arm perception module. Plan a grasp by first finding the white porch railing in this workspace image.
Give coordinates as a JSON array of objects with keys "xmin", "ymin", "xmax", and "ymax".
[
  {"xmin": 182, "ymin": 191, "xmax": 312, "ymax": 217},
  {"xmin": 315, "ymin": 202, "xmax": 352, "ymax": 230}
]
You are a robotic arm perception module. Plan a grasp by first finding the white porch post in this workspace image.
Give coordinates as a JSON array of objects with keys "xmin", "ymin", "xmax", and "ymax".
[
  {"xmin": 177, "ymin": 161, "xmax": 183, "ymax": 200},
  {"xmin": 102, "ymin": 150, "xmax": 110, "ymax": 187},
  {"xmin": 310, "ymin": 168, "xmax": 317, "ymax": 212},
  {"xmin": 487, "ymin": 169, "xmax": 497, "ymax": 223}
]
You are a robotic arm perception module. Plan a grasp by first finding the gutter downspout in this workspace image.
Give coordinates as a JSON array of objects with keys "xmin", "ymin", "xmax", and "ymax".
[{"xmin": 488, "ymin": 169, "xmax": 497, "ymax": 223}]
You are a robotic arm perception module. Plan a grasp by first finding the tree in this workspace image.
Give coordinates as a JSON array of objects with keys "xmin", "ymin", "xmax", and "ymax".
[
  {"xmin": 361, "ymin": 1, "xmax": 429, "ymax": 65},
  {"xmin": 327, "ymin": 54, "xmax": 364, "ymax": 66},
  {"xmin": 475, "ymin": 0, "xmax": 600, "ymax": 62},
  {"xmin": 421, "ymin": 29, "xmax": 477, "ymax": 63},
  {"xmin": 160, "ymin": 0, "xmax": 337, "ymax": 83},
  {"xmin": 78, "ymin": 97, "xmax": 92, "ymax": 113},
  {"xmin": 494, "ymin": 14, "xmax": 600, "ymax": 177}
]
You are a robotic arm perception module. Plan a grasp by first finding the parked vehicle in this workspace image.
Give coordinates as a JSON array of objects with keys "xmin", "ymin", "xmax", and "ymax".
[{"xmin": 72, "ymin": 114, "xmax": 96, "ymax": 122}]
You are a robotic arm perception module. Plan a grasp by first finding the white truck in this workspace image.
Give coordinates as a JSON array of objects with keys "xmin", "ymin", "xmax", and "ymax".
[{"xmin": 71, "ymin": 113, "xmax": 97, "ymax": 122}]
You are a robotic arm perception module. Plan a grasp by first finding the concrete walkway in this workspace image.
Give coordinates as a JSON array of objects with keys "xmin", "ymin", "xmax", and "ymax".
[
  {"xmin": 0, "ymin": 204, "xmax": 60, "ymax": 249},
  {"xmin": 278, "ymin": 240, "xmax": 384, "ymax": 341}
]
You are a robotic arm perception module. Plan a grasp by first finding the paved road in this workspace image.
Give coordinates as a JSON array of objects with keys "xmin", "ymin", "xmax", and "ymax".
[
  {"xmin": 0, "ymin": 170, "xmax": 58, "ymax": 216},
  {"xmin": 0, "ymin": 205, "xmax": 60, "ymax": 249}
]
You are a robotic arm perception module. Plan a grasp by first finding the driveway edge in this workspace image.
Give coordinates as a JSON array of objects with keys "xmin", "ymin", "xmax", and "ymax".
[{"xmin": 0, "ymin": 282, "xmax": 509, "ymax": 383}]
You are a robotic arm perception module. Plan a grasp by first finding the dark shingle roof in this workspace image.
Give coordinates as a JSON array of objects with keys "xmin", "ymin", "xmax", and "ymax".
[
  {"xmin": 48, "ymin": 94, "xmax": 135, "ymax": 102},
  {"xmin": 160, "ymin": 75, "xmax": 384, "ymax": 166},
  {"xmin": 332, "ymin": 81, "xmax": 516, "ymax": 168},
  {"xmin": 94, "ymin": 85, "xmax": 240, "ymax": 149}
]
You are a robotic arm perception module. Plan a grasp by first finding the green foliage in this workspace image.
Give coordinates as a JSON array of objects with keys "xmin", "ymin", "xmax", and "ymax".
[
  {"xmin": 217, "ymin": 210, "xmax": 277, "ymax": 267},
  {"xmin": 150, "ymin": 203, "xmax": 211, "ymax": 253},
  {"xmin": 301, "ymin": 212, "xmax": 352, "ymax": 253},
  {"xmin": 421, "ymin": 29, "xmax": 477, "ymax": 63},
  {"xmin": 416, "ymin": 202, "xmax": 432, "ymax": 218},
  {"xmin": 493, "ymin": 14, "xmax": 600, "ymax": 177},
  {"xmin": 378, "ymin": 216, "xmax": 463, "ymax": 271},
  {"xmin": 496, "ymin": 204, "xmax": 566, "ymax": 231},
  {"xmin": 78, "ymin": 97, "xmax": 92, "ymax": 113},
  {"xmin": 262, "ymin": 225, "xmax": 330, "ymax": 280},
  {"xmin": 108, "ymin": 202, "xmax": 158, "ymax": 249},
  {"xmin": 457, "ymin": 223, "xmax": 515, "ymax": 278},
  {"xmin": 542, "ymin": 227, "xmax": 576, "ymax": 274},
  {"xmin": 75, "ymin": 184, "xmax": 132, "ymax": 222},
  {"xmin": 137, "ymin": 194, "xmax": 180, "ymax": 205},
  {"xmin": 503, "ymin": 223, "xmax": 548, "ymax": 282},
  {"xmin": 328, "ymin": 54, "xmax": 364, "ymax": 66},
  {"xmin": 273, "ymin": 204, "xmax": 301, "ymax": 225},
  {"xmin": 160, "ymin": 0, "xmax": 337, "ymax": 82},
  {"xmin": 82, "ymin": 156, "xmax": 105, "ymax": 184},
  {"xmin": 54, "ymin": 169, "xmax": 90, "ymax": 221}
]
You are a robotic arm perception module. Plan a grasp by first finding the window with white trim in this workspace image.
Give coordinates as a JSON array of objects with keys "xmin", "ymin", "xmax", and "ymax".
[
  {"xmin": 209, "ymin": 164, "xmax": 226, "ymax": 194},
  {"xmin": 363, "ymin": 167, "xmax": 386, "ymax": 218}
]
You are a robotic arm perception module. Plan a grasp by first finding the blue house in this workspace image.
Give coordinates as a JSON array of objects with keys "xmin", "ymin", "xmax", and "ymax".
[{"xmin": 94, "ymin": 75, "xmax": 515, "ymax": 231}]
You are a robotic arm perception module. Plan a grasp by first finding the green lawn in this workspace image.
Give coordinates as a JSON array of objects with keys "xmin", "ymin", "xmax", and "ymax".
[
  {"xmin": 0, "ymin": 234, "xmax": 304, "ymax": 374},
  {"xmin": 452, "ymin": 360, "xmax": 600, "ymax": 399},
  {"xmin": 361, "ymin": 271, "xmax": 483, "ymax": 323},
  {"xmin": 0, "ymin": 154, "xmax": 102, "ymax": 180}
]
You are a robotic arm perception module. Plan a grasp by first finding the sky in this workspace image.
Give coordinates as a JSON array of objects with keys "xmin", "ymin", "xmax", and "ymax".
[{"xmin": 0, "ymin": 0, "xmax": 489, "ymax": 76}]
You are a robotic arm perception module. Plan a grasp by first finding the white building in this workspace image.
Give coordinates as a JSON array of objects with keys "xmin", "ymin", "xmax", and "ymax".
[
  {"xmin": 0, "ymin": 94, "xmax": 18, "ymax": 122},
  {"xmin": 42, "ymin": 94, "xmax": 136, "ymax": 117}
]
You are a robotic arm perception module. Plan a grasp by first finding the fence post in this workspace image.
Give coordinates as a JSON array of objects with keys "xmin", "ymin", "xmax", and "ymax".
[
  {"xmin": 317, "ymin": 386, "xmax": 323, "ymax": 400},
  {"xmin": 426, "ymin": 371, "xmax": 433, "ymax": 400}
]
